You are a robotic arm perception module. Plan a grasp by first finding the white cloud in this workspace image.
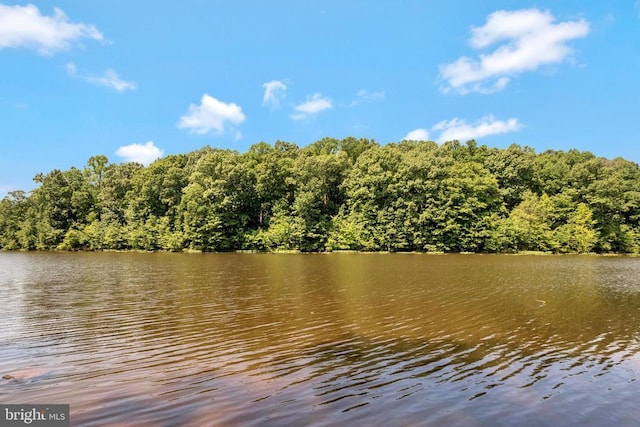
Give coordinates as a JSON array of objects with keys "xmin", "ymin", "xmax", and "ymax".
[
  {"xmin": 290, "ymin": 93, "xmax": 333, "ymax": 120},
  {"xmin": 67, "ymin": 63, "xmax": 136, "ymax": 92},
  {"xmin": 65, "ymin": 62, "xmax": 77, "ymax": 75},
  {"xmin": 262, "ymin": 80, "xmax": 287, "ymax": 109},
  {"xmin": 404, "ymin": 128, "xmax": 430, "ymax": 141},
  {"xmin": 115, "ymin": 141, "xmax": 163, "ymax": 165},
  {"xmin": 440, "ymin": 9, "xmax": 590, "ymax": 94},
  {"xmin": 432, "ymin": 115, "xmax": 522, "ymax": 142},
  {"xmin": 86, "ymin": 70, "xmax": 136, "ymax": 92},
  {"xmin": 357, "ymin": 89, "xmax": 385, "ymax": 102},
  {"xmin": 0, "ymin": 4, "xmax": 103, "ymax": 55},
  {"xmin": 178, "ymin": 94, "xmax": 246, "ymax": 135},
  {"xmin": 349, "ymin": 89, "xmax": 385, "ymax": 106}
]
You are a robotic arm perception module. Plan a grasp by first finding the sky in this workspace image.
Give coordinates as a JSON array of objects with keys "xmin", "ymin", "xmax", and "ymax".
[{"xmin": 1, "ymin": 1, "xmax": 640, "ymax": 197}]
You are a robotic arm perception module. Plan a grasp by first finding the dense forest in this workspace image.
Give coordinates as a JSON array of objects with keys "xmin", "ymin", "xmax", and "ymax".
[{"xmin": 1, "ymin": 138, "xmax": 640, "ymax": 253}]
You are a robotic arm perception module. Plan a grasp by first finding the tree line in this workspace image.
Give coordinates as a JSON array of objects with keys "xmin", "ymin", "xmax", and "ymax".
[{"xmin": 1, "ymin": 138, "xmax": 640, "ymax": 253}]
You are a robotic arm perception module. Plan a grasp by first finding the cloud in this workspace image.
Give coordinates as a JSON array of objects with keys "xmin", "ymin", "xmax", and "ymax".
[
  {"xmin": 0, "ymin": 4, "xmax": 103, "ymax": 55},
  {"xmin": 440, "ymin": 9, "xmax": 590, "ymax": 94},
  {"xmin": 357, "ymin": 89, "xmax": 385, "ymax": 102},
  {"xmin": 65, "ymin": 62, "xmax": 77, "ymax": 75},
  {"xmin": 290, "ymin": 93, "xmax": 333, "ymax": 120},
  {"xmin": 178, "ymin": 94, "xmax": 246, "ymax": 135},
  {"xmin": 348, "ymin": 89, "xmax": 385, "ymax": 106},
  {"xmin": 115, "ymin": 141, "xmax": 163, "ymax": 165},
  {"xmin": 262, "ymin": 80, "xmax": 287, "ymax": 109},
  {"xmin": 432, "ymin": 115, "xmax": 522, "ymax": 142},
  {"xmin": 85, "ymin": 70, "xmax": 136, "ymax": 92},
  {"xmin": 66, "ymin": 63, "xmax": 136, "ymax": 92},
  {"xmin": 404, "ymin": 128, "xmax": 430, "ymax": 141},
  {"xmin": 357, "ymin": 89, "xmax": 385, "ymax": 100}
]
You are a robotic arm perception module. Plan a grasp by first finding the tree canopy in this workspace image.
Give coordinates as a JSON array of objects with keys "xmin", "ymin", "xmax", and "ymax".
[{"xmin": 2, "ymin": 138, "xmax": 640, "ymax": 253}]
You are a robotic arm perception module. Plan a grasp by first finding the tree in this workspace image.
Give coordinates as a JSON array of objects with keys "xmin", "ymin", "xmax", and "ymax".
[
  {"xmin": 2, "ymin": 139, "xmax": 640, "ymax": 254},
  {"xmin": 242, "ymin": 141, "xmax": 298, "ymax": 229},
  {"xmin": 503, "ymin": 191, "xmax": 555, "ymax": 251},
  {"xmin": 555, "ymin": 203, "xmax": 598, "ymax": 253},
  {"xmin": 180, "ymin": 149, "xmax": 255, "ymax": 251},
  {"xmin": 485, "ymin": 144, "xmax": 536, "ymax": 210},
  {"xmin": 586, "ymin": 158, "xmax": 640, "ymax": 252},
  {"xmin": 289, "ymin": 147, "xmax": 351, "ymax": 251},
  {"xmin": 0, "ymin": 191, "xmax": 29, "ymax": 249}
]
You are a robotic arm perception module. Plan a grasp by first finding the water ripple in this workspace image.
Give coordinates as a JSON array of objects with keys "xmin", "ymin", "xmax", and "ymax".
[{"xmin": 1, "ymin": 253, "xmax": 640, "ymax": 426}]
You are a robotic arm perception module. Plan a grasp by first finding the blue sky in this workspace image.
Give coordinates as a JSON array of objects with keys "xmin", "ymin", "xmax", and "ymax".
[{"xmin": 1, "ymin": 1, "xmax": 640, "ymax": 197}]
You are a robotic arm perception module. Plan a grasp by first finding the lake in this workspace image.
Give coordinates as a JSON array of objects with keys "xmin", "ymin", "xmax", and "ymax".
[{"xmin": 1, "ymin": 252, "xmax": 639, "ymax": 426}]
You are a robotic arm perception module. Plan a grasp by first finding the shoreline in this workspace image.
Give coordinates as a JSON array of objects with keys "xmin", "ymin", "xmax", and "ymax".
[{"xmin": 1, "ymin": 248, "xmax": 637, "ymax": 256}]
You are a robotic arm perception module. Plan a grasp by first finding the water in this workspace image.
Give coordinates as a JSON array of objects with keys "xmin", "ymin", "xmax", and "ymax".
[{"xmin": 1, "ymin": 252, "xmax": 640, "ymax": 426}]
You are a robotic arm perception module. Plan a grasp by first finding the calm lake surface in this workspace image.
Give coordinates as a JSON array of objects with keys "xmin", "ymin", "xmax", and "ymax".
[{"xmin": 1, "ymin": 252, "xmax": 640, "ymax": 426}]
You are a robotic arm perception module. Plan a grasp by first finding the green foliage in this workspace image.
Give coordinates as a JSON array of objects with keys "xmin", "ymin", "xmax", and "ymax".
[
  {"xmin": 504, "ymin": 192, "xmax": 556, "ymax": 251},
  {"xmin": 554, "ymin": 203, "xmax": 598, "ymax": 253},
  {"xmin": 485, "ymin": 144, "xmax": 536, "ymax": 210},
  {"xmin": 2, "ymin": 138, "xmax": 640, "ymax": 253},
  {"xmin": 180, "ymin": 149, "xmax": 256, "ymax": 251},
  {"xmin": 249, "ymin": 204, "xmax": 306, "ymax": 250}
]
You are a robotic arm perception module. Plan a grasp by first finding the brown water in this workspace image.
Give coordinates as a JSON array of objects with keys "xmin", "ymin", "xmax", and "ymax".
[{"xmin": 1, "ymin": 253, "xmax": 640, "ymax": 426}]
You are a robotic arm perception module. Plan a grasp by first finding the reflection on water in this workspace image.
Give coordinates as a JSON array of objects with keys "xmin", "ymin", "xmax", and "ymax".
[{"xmin": 1, "ymin": 253, "xmax": 640, "ymax": 426}]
